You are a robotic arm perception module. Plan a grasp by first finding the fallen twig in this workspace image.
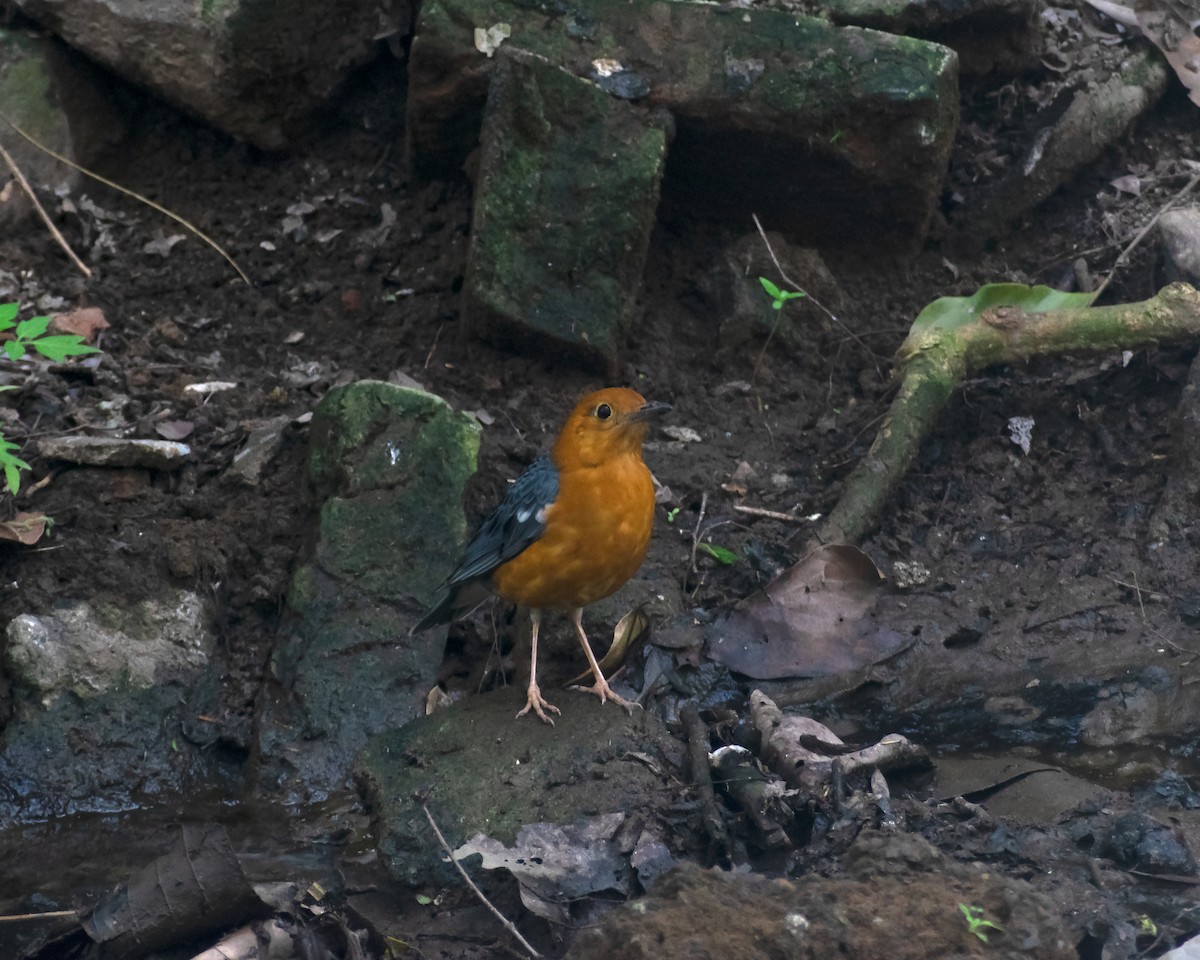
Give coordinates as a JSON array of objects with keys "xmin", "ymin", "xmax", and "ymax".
[
  {"xmin": 0, "ymin": 909, "xmax": 77, "ymax": 922},
  {"xmin": 688, "ymin": 491, "xmax": 708, "ymax": 574},
  {"xmin": 0, "ymin": 111, "xmax": 251, "ymax": 285},
  {"xmin": 1090, "ymin": 165, "xmax": 1200, "ymax": 303},
  {"xmin": 0, "ymin": 141, "xmax": 90, "ymax": 277},
  {"xmin": 421, "ymin": 801, "xmax": 540, "ymax": 958},
  {"xmin": 732, "ymin": 504, "xmax": 806, "ymax": 524},
  {"xmin": 681, "ymin": 705, "xmax": 730, "ymax": 859}
]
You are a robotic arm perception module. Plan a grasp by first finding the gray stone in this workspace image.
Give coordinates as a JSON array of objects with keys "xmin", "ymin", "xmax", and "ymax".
[
  {"xmin": 0, "ymin": 31, "xmax": 122, "ymax": 227},
  {"xmin": 255, "ymin": 382, "xmax": 480, "ymax": 800},
  {"xmin": 355, "ymin": 687, "xmax": 684, "ymax": 888},
  {"xmin": 36, "ymin": 436, "xmax": 191, "ymax": 469},
  {"xmin": 0, "ymin": 591, "xmax": 230, "ymax": 821},
  {"xmin": 817, "ymin": 0, "xmax": 1040, "ymax": 74},
  {"xmin": 1159, "ymin": 206, "xmax": 1200, "ymax": 288},
  {"xmin": 15, "ymin": 0, "xmax": 409, "ymax": 149},
  {"xmin": 5, "ymin": 592, "xmax": 212, "ymax": 707},
  {"xmin": 465, "ymin": 50, "xmax": 668, "ymax": 373},
  {"xmin": 408, "ymin": 0, "xmax": 959, "ymax": 247}
]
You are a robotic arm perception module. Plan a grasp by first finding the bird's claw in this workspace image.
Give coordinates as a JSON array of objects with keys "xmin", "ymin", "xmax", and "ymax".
[
  {"xmin": 516, "ymin": 684, "xmax": 561, "ymax": 725},
  {"xmin": 571, "ymin": 680, "xmax": 640, "ymax": 715}
]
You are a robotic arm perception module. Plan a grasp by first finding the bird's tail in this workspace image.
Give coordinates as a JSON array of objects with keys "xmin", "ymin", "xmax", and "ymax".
[
  {"xmin": 410, "ymin": 591, "xmax": 454, "ymax": 634},
  {"xmin": 410, "ymin": 580, "xmax": 490, "ymax": 635}
]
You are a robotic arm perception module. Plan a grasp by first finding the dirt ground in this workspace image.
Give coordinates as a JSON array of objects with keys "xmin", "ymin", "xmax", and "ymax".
[{"xmin": 3, "ymin": 5, "xmax": 1200, "ymax": 958}]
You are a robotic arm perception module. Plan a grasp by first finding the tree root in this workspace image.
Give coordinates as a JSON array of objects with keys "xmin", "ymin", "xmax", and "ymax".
[{"xmin": 817, "ymin": 282, "xmax": 1200, "ymax": 546}]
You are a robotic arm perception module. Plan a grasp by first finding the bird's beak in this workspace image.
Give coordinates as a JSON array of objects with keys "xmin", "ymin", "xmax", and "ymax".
[{"xmin": 627, "ymin": 400, "xmax": 672, "ymax": 423}]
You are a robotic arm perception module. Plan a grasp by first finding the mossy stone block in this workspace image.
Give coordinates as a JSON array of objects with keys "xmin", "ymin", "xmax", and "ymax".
[
  {"xmin": 257, "ymin": 382, "xmax": 480, "ymax": 799},
  {"xmin": 464, "ymin": 50, "xmax": 668, "ymax": 372}
]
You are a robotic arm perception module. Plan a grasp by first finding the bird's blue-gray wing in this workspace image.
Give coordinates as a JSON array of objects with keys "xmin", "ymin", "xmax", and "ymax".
[{"xmin": 412, "ymin": 452, "xmax": 558, "ymax": 631}]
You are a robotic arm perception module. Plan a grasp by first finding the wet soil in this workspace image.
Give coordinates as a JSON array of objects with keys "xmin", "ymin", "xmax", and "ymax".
[{"xmin": 2, "ymin": 9, "xmax": 1200, "ymax": 960}]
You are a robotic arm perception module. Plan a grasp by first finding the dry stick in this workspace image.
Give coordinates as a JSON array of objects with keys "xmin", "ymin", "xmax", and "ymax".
[
  {"xmin": 0, "ymin": 910, "xmax": 77, "ymax": 922},
  {"xmin": 732, "ymin": 503, "xmax": 807, "ymax": 524},
  {"xmin": 0, "ymin": 111, "xmax": 251, "ymax": 285},
  {"xmin": 0, "ymin": 141, "xmax": 90, "ymax": 277},
  {"xmin": 1090, "ymin": 165, "xmax": 1200, "ymax": 304},
  {"xmin": 420, "ymin": 802, "xmax": 540, "ymax": 959},
  {"xmin": 688, "ymin": 491, "xmax": 708, "ymax": 574},
  {"xmin": 680, "ymin": 705, "xmax": 730, "ymax": 859}
]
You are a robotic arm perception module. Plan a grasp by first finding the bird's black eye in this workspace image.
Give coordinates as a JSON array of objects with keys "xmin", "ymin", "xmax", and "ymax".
[{"xmin": 596, "ymin": 403, "xmax": 613, "ymax": 421}]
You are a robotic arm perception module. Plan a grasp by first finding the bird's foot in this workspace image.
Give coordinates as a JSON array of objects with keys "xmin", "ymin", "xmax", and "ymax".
[
  {"xmin": 516, "ymin": 683, "xmax": 561, "ymax": 725},
  {"xmin": 571, "ymin": 678, "xmax": 640, "ymax": 715}
]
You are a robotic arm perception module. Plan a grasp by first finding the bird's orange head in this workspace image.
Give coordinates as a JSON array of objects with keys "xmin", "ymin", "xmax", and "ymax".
[{"xmin": 551, "ymin": 387, "xmax": 670, "ymax": 470}]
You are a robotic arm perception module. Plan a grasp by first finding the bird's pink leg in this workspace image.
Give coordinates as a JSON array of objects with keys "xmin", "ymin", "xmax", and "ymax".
[
  {"xmin": 568, "ymin": 608, "xmax": 638, "ymax": 714},
  {"xmin": 516, "ymin": 609, "xmax": 560, "ymax": 724}
]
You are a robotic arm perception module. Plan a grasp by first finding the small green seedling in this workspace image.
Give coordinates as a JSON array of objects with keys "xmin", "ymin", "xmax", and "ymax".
[
  {"xmin": 0, "ymin": 302, "xmax": 102, "ymax": 494},
  {"xmin": 666, "ymin": 506, "xmax": 680, "ymax": 524},
  {"xmin": 959, "ymin": 904, "xmax": 1003, "ymax": 943},
  {"xmin": 698, "ymin": 542, "xmax": 738, "ymax": 565},
  {"xmin": 758, "ymin": 277, "xmax": 806, "ymax": 311},
  {"xmin": 0, "ymin": 434, "xmax": 29, "ymax": 497},
  {"xmin": 0, "ymin": 303, "xmax": 101, "ymax": 362},
  {"xmin": 1136, "ymin": 915, "xmax": 1157, "ymax": 937}
]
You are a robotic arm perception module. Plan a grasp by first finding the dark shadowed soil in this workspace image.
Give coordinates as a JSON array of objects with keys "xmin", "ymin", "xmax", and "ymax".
[{"xmin": 3, "ymin": 11, "xmax": 1200, "ymax": 959}]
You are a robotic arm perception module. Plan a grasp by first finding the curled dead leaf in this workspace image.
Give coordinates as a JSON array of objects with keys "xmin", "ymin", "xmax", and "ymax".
[
  {"xmin": 0, "ymin": 511, "xmax": 50, "ymax": 545},
  {"xmin": 566, "ymin": 605, "xmax": 647, "ymax": 685}
]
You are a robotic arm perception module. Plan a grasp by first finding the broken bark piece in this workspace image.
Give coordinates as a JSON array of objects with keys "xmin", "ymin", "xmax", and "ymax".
[
  {"xmin": 464, "ymin": 49, "xmax": 668, "ymax": 372},
  {"xmin": 749, "ymin": 690, "xmax": 930, "ymax": 793},
  {"xmin": 36, "ymin": 436, "xmax": 191, "ymax": 469}
]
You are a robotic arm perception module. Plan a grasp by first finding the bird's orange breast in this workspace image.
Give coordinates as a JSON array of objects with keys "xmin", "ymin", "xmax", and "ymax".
[{"xmin": 491, "ymin": 453, "xmax": 655, "ymax": 610}]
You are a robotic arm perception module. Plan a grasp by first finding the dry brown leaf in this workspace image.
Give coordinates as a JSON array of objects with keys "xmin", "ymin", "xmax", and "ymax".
[
  {"xmin": 0, "ymin": 511, "xmax": 50, "ymax": 545},
  {"xmin": 707, "ymin": 544, "xmax": 909, "ymax": 679},
  {"xmin": 566, "ymin": 605, "xmax": 647, "ymax": 685},
  {"xmin": 50, "ymin": 307, "xmax": 109, "ymax": 343},
  {"xmin": 155, "ymin": 419, "xmax": 195, "ymax": 441}
]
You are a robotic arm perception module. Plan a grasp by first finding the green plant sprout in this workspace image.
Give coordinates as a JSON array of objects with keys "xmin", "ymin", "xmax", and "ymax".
[
  {"xmin": 0, "ymin": 301, "xmax": 101, "ymax": 494},
  {"xmin": 698, "ymin": 542, "xmax": 738, "ymax": 565},
  {"xmin": 665, "ymin": 506, "xmax": 680, "ymax": 524},
  {"xmin": 758, "ymin": 276, "xmax": 806, "ymax": 311},
  {"xmin": 959, "ymin": 903, "xmax": 1003, "ymax": 943},
  {"xmin": 0, "ymin": 303, "xmax": 100, "ymax": 362}
]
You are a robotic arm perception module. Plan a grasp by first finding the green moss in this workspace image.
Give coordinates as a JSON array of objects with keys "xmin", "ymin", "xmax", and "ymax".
[{"xmin": 0, "ymin": 36, "xmax": 60, "ymax": 145}]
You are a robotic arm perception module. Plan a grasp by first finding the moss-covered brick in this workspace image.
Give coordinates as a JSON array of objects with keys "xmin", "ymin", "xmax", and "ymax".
[
  {"xmin": 408, "ymin": 0, "xmax": 958, "ymax": 247},
  {"xmin": 464, "ymin": 50, "xmax": 668, "ymax": 372}
]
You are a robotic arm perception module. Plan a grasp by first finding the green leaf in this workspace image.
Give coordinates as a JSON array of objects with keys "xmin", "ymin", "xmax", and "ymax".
[
  {"xmin": 666, "ymin": 506, "xmax": 680, "ymax": 523},
  {"xmin": 0, "ymin": 439, "xmax": 28, "ymax": 495},
  {"xmin": 913, "ymin": 283, "xmax": 1095, "ymax": 337},
  {"xmin": 30, "ymin": 336, "xmax": 101, "ymax": 362},
  {"xmin": 780, "ymin": 290, "xmax": 806, "ymax": 302},
  {"xmin": 698, "ymin": 542, "xmax": 738, "ymax": 565},
  {"xmin": 15, "ymin": 315, "xmax": 51, "ymax": 341},
  {"xmin": 758, "ymin": 276, "xmax": 782, "ymax": 299},
  {"xmin": 0, "ymin": 303, "xmax": 18, "ymax": 324},
  {"xmin": 772, "ymin": 300, "xmax": 783, "ymax": 310},
  {"xmin": 3, "ymin": 340, "xmax": 26, "ymax": 361},
  {"xmin": 415, "ymin": 894, "xmax": 433, "ymax": 906}
]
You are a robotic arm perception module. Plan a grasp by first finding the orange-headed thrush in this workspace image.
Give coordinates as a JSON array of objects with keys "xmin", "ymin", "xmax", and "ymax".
[{"xmin": 413, "ymin": 387, "xmax": 670, "ymax": 723}]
